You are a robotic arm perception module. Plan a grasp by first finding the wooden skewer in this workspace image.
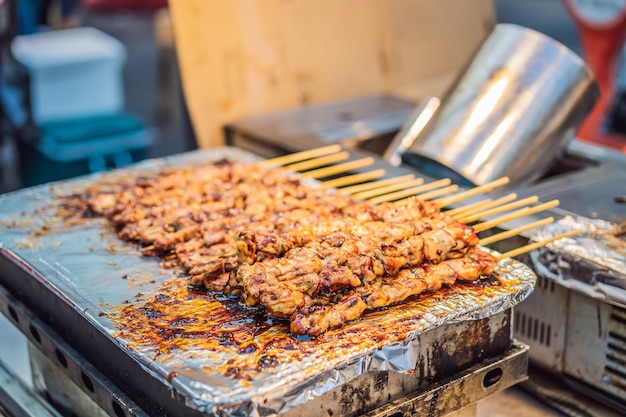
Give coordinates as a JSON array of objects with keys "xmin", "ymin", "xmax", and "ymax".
[
  {"xmin": 458, "ymin": 195, "xmax": 539, "ymax": 224},
  {"xmin": 415, "ymin": 184, "xmax": 460, "ymax": 201},
  {"xmin": 473, "ymin": 199, "xmax": 560, "ymax": 232},
  {"xmin": 445, "ymin": 199, "xmax": 493, "ymax": 217},
  {"xmin": 286, "ymin": 151, "xmax": 350, "ymax": 172},
  {"xmin": 260, "ymin": 145, "xmax": 342, "ymax": 167},
  {"xmin": 497, "ymin": 229, "xmax": 582, "ymax": 260},
  {"xmin": 320, "ymin": 169, "xmax": 386, "ymax": 189},
  {"xmin": 353, "ymin": 178, "xmax": 425, "ymax": 200},
  {"xmin": 434, "ymin": 177, "xmax": 510, "ymax": 208},
  {"xmin": 299, "ymin": 157, "xmax": 376, "ymax": 179},
  {"xmin": 480, "ymin": 217, "xmax": 555, "ymax": 246},
  {"xmin": 368, "ymin": 178, "xmax": 452, "ymax": 205},
  {"xmin": 450, "ymin": 194, "xmax": 517, "ymax": 220},
  {"xmin": 340, "ymin": 174, "xmax": 415, "ymax": 195}
]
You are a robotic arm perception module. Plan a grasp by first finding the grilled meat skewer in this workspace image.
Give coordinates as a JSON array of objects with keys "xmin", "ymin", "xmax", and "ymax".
[
  {"xmin": 237, "ymin": 223, "xmax": 479, "ymax": 317},
  {"xmin": 290, "ymin": 248, "xmax": 497, "ymax": 336},
  {"xmin": 71, "ymin": 160, "xmax": 500, "ymax": 338}
]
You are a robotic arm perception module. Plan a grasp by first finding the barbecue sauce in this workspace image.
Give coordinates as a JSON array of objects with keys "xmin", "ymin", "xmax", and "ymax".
[{"xmin": 105, "ymin": 270, "xmax": 510, "ymax": 380}]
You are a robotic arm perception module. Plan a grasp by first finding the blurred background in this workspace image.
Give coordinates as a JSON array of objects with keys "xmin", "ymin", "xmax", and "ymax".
[
  {"xmin": 0, "ymin": 0, "xmax": 594, "ymax": 195},
  {"xmin": 3, "ymin": 2, "xmax": 626, "ymax": 417}
]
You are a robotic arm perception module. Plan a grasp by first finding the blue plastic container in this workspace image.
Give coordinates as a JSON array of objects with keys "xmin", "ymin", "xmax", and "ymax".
[{"xmin": 18, "ymin": 114, "xmax": 152, "ymax": 186}]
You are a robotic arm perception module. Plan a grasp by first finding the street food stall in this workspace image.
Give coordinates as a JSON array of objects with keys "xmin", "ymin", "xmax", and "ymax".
[{"xmin": 1, "ymin": 1, "xmax": 626, "ymax": 417}]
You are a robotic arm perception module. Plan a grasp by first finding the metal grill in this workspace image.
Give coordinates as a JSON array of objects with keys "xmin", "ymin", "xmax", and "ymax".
[
  {"xmin": 225, "ymin": 94, "xmax": 626, "ymax": 415},
  {"xmin": 605, "ymin": 307, "xmax": 626, "ymax": 396}
]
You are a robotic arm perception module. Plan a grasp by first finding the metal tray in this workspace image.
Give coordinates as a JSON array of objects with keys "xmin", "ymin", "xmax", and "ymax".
[
  {"xmin": 530, "ymin": 216, "xmax": 626, "ymax": 306},
  {"xmin": 0, "ymin": 148, "xmax": 536, "ymax": 416},
  {"xmin": 515, "ymin": 216, "xmax": 626, "ymax": 413}
]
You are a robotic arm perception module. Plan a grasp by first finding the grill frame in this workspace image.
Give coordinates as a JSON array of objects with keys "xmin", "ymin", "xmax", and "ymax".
[{"xmin": 514, "ymin": 273, "xmax": 626, "ymax": 415}]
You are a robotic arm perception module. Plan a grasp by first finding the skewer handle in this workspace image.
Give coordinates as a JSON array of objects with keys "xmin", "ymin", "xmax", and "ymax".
[
  {"xmin": 340, "ymin": 174, "xmax": 415, "ymax": 195},
  {"xmin": 435, "ymin": 177, "xmax": 510, "ymax": 207},
  {"xmin": 480, "ymin": 217, "xmax": 554, "ymax": 246},
  {"xmin": 261, "ymin": 145, "xmax": 342, "ymax": 167},
  {"xmin": 353, "ymin": 178, "xmax": 425, "ymax": 200},
  {"xmin": 497, "ymin": 229, "xmax": 582, "ymax": 260},
  {"xmin": 416, "ymin": 184, "xmax": 460, "ymax": 201},
  {"xmin": 458, "ymin": 195, "xmax": 538, "ymax": 224},
  {"xmin": 473, "ymin": 199, "xmax": 560, "ymax": 232},
  {"xmin": 446, "ymin": 199, "xmax": 493, "ymax": 217},
  {"xmin": 450, "ymin": 194, "xmax": 517, "ymax": 220},
  {"xmin": 299, "ymin": 157, "xmax": 375, "ymax": 179},
  {"xmin": 286, "ymin": 152, "xmax": 350, "ymax": 172},
  {"xmin": 368, "ymin": 178, "xmax": 452, "ymax": 205},
  {"xmin": 320, "ymin": 169, "xmax": 386, "ymax": 189}
]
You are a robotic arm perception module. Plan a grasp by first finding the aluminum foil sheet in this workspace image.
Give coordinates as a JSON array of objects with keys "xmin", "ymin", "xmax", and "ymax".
[
  {"xmin": 0, "ymin": 148, "xmax": 536, "ymax": 416},
  {"xmin": 530, "ymin": 215, "xmax": 626, "ymax": 307}
]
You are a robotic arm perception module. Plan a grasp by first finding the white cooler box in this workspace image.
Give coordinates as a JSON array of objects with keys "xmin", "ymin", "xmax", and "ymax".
[{"xmin": 11, "ymin": 27, "xmax": 127, "ymax": 124}]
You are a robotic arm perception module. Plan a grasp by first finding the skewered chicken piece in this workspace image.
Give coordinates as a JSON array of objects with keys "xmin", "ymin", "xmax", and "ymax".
[
  {"xmin": 92, "ymin": 170, "xmax": 440, "ymax": 247},
  {"xmin": 290, "ymin": 292, "xmax": 368, "ymax": 337},
  {"xmin": 88, "ymin": 163, "xmax": 250, "ymax": 217},
  {"xmin": 290, "ymin": 248, "xmax": 497, "ymax": 336},
  {"xmin": 123, "ymin": 194, "xmax": 355, "ymax": 250},
  {"xmin": 361, "ymin": 247, "xmax": 496, "ymax": 308},
  {"xmin": 238, "ymin": 201, "xmax": 465, "ymax": 264},
  {"xmin": 88, "ymin": 160, "xmax": 358, "ymax": 228},
  {"xmin": 174, "ymin": 214, "xmax": 356, "ymax": 290},
  {"xmin": 237, "ymin": 223, "xmax": 479, "ymax": 317},
  {"xmin": 177, "ymin": 244, "xmax": 239, "ymax": 288},
  {"xmin": 72, "ymin": 159, "xmax": 509, "ymax": 338},
  {"xmin": 239, "ymin": 219, "xmax": 477, "ymax": 274},
  {"xmin": 370, "ymin": 197, "xmax": 442, "ymax": 222},
  {"xmin": 137, "ymin": 199, "xmax": 352, "ymax": 255}
]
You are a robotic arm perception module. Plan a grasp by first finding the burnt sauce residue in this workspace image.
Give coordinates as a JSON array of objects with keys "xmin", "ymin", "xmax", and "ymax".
[{"xmin": 105, "ymin": 272, "xmax": 506, "ymax": 380}]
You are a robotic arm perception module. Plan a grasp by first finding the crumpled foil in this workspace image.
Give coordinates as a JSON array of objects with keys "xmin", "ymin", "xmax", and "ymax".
[
  {"xmin": 530, "ymin": 215, "xmax": 626, "ymax": 307},
  {"xmin": 0, "ymin": 148, "xmax": 537, "ymax": 416}
]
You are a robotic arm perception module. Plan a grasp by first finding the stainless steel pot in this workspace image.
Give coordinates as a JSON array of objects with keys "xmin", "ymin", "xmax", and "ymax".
[{"xmin": 393, "ymin": 24, "xmax": 600, "ymax": 186}]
